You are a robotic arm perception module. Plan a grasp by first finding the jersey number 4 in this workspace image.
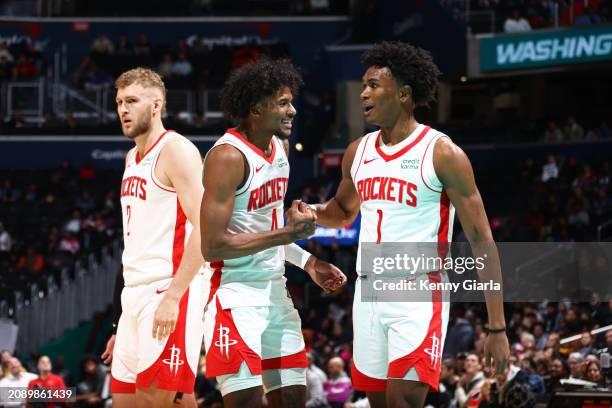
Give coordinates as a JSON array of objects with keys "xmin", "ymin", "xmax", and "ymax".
[{"xmin": 271, "ymin": 208, "xmax": 278, "ymax": 231}]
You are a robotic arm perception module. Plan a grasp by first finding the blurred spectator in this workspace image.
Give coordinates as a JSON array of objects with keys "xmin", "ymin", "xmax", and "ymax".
[
  {"xmin": 16, "ymin": 246, "xmax": 45, "ymax": 275},
  {"xmin": 438, "ymin": 358, "xmax": 459, "ymax": 407},
  {"xmin": 64, "ymin": 210, "xmax": 82, "ymax": 234},
  {"xmin": 525, "ymin": 0, "xmax": 549, "ymax": 28},
  {"xmin": 445, "ymin": 310, "xmax": 475, "ymax": 357},
  {"xmin": 544, "ymin": 121, "xmax": 563, "ymax": 142},
  {"xmin": 574, "ymin": 4, "xmax": 604, "ymax": 25},
  {"xmin": 79, "ymin": 162, "xmax": 96, "ymax": 181},
  {"xmin": 134, "ymin": 33, "xmax": 151, "ymax": 56},
  {"xmin": 59, "ymin": 231, "xmax": 81, "ymax": 255},
  {"xmin": 587, "ymin": 122, "xmax": 611, "ymax": 139},
  {"xmin": 114, "ymin": 32, "xmax": 133, "ymax": 55},
  {"xmin": 455, "ymin": 353, "xmax": 484, "ymax": 408},
  {"xmin": 82, "ymin": 65, "xmax": 113, "ymax": 90},
  {"xmin": 0, "ymin": 41, "xmax": 14, "ymax": 63},
  {"xmin": 90, "ymin": 34, "xmax": 114, "ymax": 55},
  {"xmin": 323, "ymin": 357, "xmax": 351, "ymax": 408},
  {"xmin": 567, "ymin": 352, "xmax": 585, "ymax": 379},
  {"xmin": 546, "ymin": 358, "xmax": 567, "ymax": 392},
  {"xmin": 0, "ymin": 222, "xmax": 12, "ymax": 252},
  {"xmin": 27, "ymin": 355, "xmax": 66, "ymax": 403},
  {"xmin": 306, "ymin": 351, "xmax": 328, "ymax": 408},
  {"xmin": 75, "ymin": 355, "xmax": 106, "ymax": 407},
  {"xmin": 584, "ymin": 360, "xmax": 602, "ymax": 383},
  {"xmin": 504, "ymin": 8, "xmax": 532, "ymax": 33},
  {"xmin": 75, "ymin": 191, "xmax": 96, "ymax": 211},
  {"xmin": 541, "ymin": 154, "xmax": 559, "ymax": 182},
  {"xmin": 230, "ymin": 43, "xmax": 261, "ymax": 68},
  {"xmin": 0, "ymin": 51, "xmax": 14, "ymax": 80},
  {"xmin": 564, "ymin": 116, "xmax": 584, "ymax": 141},
  {"xmin": 491, "ymin": 364, "xmax": 536, "ymax": 408},
  {"xmin": 513, "ymin": 332, "xmax": 536, "ymax": 356},
  {"xmin": 602, "ymin": 329, "xmax": 612, "ymax": 353},
  {"xmin": 0, "ymin": 357, "xmax": 38, "ymax": 406},
  {"xmin": 158, "ymin": 53, "xmax": 174, "ymax": 78},
  {"xmin": 533, "ymin": 322, "xmax": 548, "ymax": 351},
  {"xmin": 1, "ymin": 350, "xmax": 14, "ymax": 378},
  {"xmin": 518, "ymin": 357, "xmax": 545, "ymax": 395},
  {"xmin": 12, "ymin": 54, "xmax": 37, "ymax": 79},
  {"xmin": 577, "ymin": 332, "xmax": 598, "ymax": 357},
  {"xmin": 54, "ymin": 355, "xmax": 73, "ymax": 387},
  {"xmin": 171, "ymin": 52, "xmax": 193, "ymax": 77}
]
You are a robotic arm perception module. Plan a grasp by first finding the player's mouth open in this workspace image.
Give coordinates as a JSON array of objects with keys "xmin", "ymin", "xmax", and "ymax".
[
  {"xmin": 363, "ymin": 105, "xmax": 374, "ymax": 114},
  {"xmin": 281, "ymin": 119, "xmax": 292, "ymax": 128}
]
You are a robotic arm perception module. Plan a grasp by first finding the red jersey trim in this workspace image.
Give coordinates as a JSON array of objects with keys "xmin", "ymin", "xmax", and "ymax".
[
  {"xmin": 351, "ymin": 361, "xmax": 387, "ymax": 392},
  {"xmin": 352, "ymin": 134, "xmax": 372, "ymax": 182},
  {"xmin": 375, "ymin": 126, "xmax": 430, "ymax": 162},
  {"xmin": 226, "ymin": 128, "xmax": 276, "ymax": 164},
  {"xmin": 172, "ymin": 199, "xmax": 187, "ymax": 275},
  {"xmin": 420, "ymin": 135, "xmax": 443, "ymax": 193},
  {"xmin": 110, "ymin": 376, "xmax": 136, "ymax": 393},
  {"xmin": 207, "ymin": 261, "xmax": 223, "ymax": 305},
  {"xmin": 437, "ymin": 192, "xmax": 450, "ymax": 258},
  {"xmin": 135, "ymin": 130, "xmax": 174, "ymax": 165},
  {"xmin": 261, "ymin": 349, "xmax": 308, "ymax": 370}
]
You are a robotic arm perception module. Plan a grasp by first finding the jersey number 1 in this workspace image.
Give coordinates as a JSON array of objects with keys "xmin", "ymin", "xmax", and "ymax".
[{"xmin": 376, "ymin": 209, "xmax": 383, "ymax": 244}]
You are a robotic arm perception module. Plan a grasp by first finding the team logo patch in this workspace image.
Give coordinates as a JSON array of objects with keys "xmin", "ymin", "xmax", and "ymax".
[
  {"xmin": 162, "ymin": 344, "xmax": 185, "ymax": 375},
  {"xmin": 424, "ymin": 333, "xmax": 441, "ymax": 368},
  {"xmin": 214, "ymin": 324, "xmax": 238, "ymax": 359}
]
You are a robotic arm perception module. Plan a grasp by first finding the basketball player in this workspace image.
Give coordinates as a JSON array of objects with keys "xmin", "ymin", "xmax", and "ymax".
[
  {"xmin": 109, "ymin": 67, "xmax": 207, "ymax": 408},
  {"xmin": 200, "ymin": 58, "xmax": 347, "ymax": 408},
  {"xmin": 308, "ymin": 42, "xmax": 510, "ymax": 407}
]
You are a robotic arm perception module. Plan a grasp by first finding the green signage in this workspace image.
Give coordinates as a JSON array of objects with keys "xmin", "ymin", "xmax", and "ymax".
[{"xmin": 480, "ymin": 25, "xmax": 612, "ymax": 71}]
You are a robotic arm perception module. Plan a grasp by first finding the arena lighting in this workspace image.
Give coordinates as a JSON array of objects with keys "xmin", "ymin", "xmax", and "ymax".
[
  {"xmin": 295, "ymin": 142, "xmax": 304, "ymax": 152},
  {"xmin": 460, "ymin": 76, "xmax": 467, "ymax": 82}
]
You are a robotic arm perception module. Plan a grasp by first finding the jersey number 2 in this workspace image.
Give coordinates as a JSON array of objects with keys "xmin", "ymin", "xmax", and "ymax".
[{"xmin": 126, "ymin": 205, "xmax": 132, "ymax": 236}]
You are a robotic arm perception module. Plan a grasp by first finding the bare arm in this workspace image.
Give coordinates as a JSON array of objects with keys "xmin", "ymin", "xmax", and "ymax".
[
  {"xmin": 152, "ymin": 137, "xmax": 205, "ymax": 339},
  {"xmin": 434, "ymin": 137, "xmax": 509, "ymax": 371},
  {"xmin": 312, "ymin": 138, "xmax": 362, "ymax": 227},
  {"xmin": 200, "ymin": 144, "xmax": 314, "ymax": 260}
]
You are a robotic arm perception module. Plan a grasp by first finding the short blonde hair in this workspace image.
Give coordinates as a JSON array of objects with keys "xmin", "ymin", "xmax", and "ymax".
[{"xmin": 115, "ymin": 67, "xmax": 166, "ymax": 100}]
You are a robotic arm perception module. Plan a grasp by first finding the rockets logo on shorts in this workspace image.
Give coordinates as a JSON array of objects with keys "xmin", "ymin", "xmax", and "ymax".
[
  {"xmin": 162, "ymin": 344, "xmax": 185, "ymax": 376},
  {"xmin": 215, "ymin": 324, "xmax": 238, "ymax": 359},
  {"xmin": 424, "ymin": 333, "xmax": 441, "ymax": 368}
]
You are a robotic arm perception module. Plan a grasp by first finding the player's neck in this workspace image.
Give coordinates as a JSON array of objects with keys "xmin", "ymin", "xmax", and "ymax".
[
  {"xmin": 134, "ymin": 121, "xmax": 166, "ymax": 157},
  {"xmin": 379, "ymin": 116, "xmax": 419, "ymax": 146},
  {"xmin": 236, "ymin": 124, "xmax": 274, "ymax": 156}
]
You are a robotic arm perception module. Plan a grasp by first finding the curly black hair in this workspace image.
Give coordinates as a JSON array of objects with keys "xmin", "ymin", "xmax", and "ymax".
[
  {"xmin": 221, "ymin": 57, "xmax": 304, "ymax": 120},
  {"xmin": 362, "ymin": 41, "xmax": 441, "ymax": 107}
]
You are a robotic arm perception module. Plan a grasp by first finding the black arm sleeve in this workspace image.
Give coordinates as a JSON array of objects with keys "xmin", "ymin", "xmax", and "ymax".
[{"xmin": 111, "ymin": 271, "xmax": 124, "ymax": 334}]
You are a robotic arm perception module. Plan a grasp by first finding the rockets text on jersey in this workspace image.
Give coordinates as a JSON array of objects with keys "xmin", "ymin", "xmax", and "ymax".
[{"xmin": 351, "ymin": 124, "xmax": 456, "ymax": 276}]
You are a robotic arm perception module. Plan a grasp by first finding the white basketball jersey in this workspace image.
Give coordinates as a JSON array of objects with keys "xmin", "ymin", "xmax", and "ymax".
[
  {"xmin": 120, "ymin": 130, "xmax": 194, "ymax": 286},
  {"xmin": 206, "ymin": 129, "xmax": 291, "ymax": 308},
  {"xmin": 351, "ymin": 124, "xmax": 456, "ymax": 276}
]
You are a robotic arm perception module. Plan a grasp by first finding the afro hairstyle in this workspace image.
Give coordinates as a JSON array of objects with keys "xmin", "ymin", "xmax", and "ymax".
[
  {"xmin": 221, "ymin": 57, "xmax": 303, "ymax": 120},
  {"xmin": 362, "ymin": 41, "xmax": 441, "ymax": 107}
]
